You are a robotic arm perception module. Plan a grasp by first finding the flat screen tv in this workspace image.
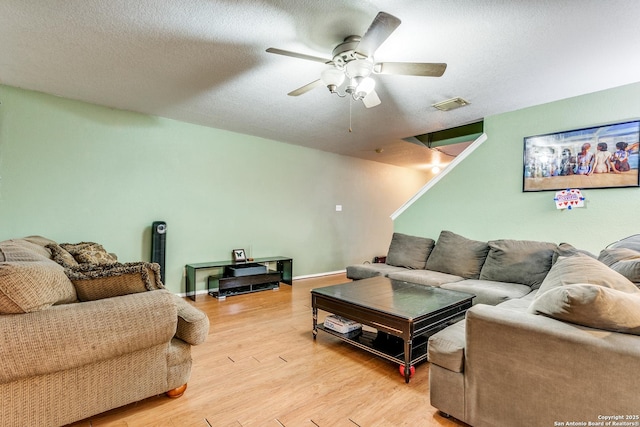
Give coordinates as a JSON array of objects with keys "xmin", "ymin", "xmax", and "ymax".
[{"xmin": 523, "ymin": 119, "xmax": 640, "ymax": 192}]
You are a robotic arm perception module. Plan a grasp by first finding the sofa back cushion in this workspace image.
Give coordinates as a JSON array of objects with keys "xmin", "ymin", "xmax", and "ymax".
[
  {"xmin": 536, "ymin": 253, "xmax": 638, "ymax": 294},
  {"xmin": 598, "ymin": 247, "xmax": 640, "ymax": 285},
  {"xmin": 0, "ymin": 239, "xmax": 52, "ymax": 262},
  {"xmin": 479, "ymin": 239, "xmax": 556, "ymax": 288},
  {"xmin": 0, "ymin": 261, "xmax": 78, "ymax": 314},
  {"xmin": 607, "ymin": 234, "xmax": 640, "ymax": 252},
  {"xmin": 552, "ymin": 242, "xmax": 596, "ymax": 263},
  {"xmin": 425, "ymin": 230, "xmax": 489, "ymax": 279},
  {"xmin": 386, "ymin": 233, "xmax": 435, "ymax": 270},
  {"xmin": 21, "ymin": 235, "xmax": 57, "ymax": 250}
]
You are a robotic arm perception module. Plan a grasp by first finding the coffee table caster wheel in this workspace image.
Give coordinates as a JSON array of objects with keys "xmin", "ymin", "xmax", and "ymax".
[{"xmin": 399, "ymin": 364, "xmax": 415, "ymax": 380}]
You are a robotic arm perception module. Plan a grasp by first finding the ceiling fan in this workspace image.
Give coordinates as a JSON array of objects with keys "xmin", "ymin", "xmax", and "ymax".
[{"xmin": 266, "ymin": 11, "xmax": 446, "ymax": 108}]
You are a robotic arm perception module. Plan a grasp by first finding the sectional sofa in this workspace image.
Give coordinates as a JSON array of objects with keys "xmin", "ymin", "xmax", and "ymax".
[{"xmin": 346, "ymin": 231, "xmax": 640, "ymax": 426}]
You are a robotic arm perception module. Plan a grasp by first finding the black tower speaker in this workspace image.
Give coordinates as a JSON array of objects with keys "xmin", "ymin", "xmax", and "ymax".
[{"xmin": 151, "ymin": 221, "xmax": 167, "ymax": 284}]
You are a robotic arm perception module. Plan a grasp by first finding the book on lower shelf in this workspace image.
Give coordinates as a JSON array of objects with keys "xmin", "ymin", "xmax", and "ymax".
[{"xmin": 323, "ymin": 315, "xmax": 362, "ymax": 334}]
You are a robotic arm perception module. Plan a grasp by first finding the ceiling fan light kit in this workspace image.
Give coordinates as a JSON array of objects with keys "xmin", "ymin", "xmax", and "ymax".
[
  {"xmin": 320, "ymin": 68, "xmax": 345, "ymax": 92},
  {"xmin": 267, "ymin": 11, "xmax": 447, "ymax": 109},
  {"xmin": 354, "ymin": 77, "xmax": 375, "ymax": 98},
  {"xmin": 345, "ymin": 58, "xmax": 373, "ymax": 80},
  {"xmin": 321, "ymin": 59, "xmax": 377, "ymax": 102}
]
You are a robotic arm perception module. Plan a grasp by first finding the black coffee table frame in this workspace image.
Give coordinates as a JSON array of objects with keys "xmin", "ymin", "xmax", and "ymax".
[{"xmin": 311, "ymin": 277, "xmax": 474, "ymax": 383}]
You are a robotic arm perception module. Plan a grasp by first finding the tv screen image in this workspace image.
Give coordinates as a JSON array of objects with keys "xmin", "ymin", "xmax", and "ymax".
[{"xmin": 523, "ymin": 120, "xmax": 639, "ymax": 192}]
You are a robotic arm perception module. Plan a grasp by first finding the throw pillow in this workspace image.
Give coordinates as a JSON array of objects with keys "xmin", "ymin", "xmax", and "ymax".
[
  {"xmin": 598, "ymin": 247, "xmax": 640, "ymax": 284},
  {"xmin": 46, "ymin": 243, "xmax": 80, "ymax": 268},
  {"xmin": 385, "ymin": 233, "xmax": 435, "ymax": 270},
  {"xmin": 60, "ymin": 242, "xmax": 117, "ymax": 265},
  {"xmin": 425, "ymin": 230, "xmax": 489, "ymax": 279},
  {"xmin": 67, "ymin": 262, "xmax": 164, "ymax": 301},
  {"xmin": 529, "ymin": 284, "xmax": 640, "ymax": 335},
  {"xmin": 0, "ymin": 261, "xmax": 78, "ymax": 314},
  {"xmin": 479, "ymin": 239, "xmax": 556, "ymax": 288},
  {"xmin": 535, "ymin": 254, "xmax": 638, "ymax": 296}
]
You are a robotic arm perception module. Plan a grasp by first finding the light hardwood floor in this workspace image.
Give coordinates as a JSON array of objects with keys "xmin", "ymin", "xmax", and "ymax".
[{"xmin": 69, "ymin": 273, "xmax": 468, "ymax": 427}]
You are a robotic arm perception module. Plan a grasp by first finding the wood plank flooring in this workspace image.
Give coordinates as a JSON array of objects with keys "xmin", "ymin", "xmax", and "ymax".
[{"xmin": 69, "ymin": 274, "xmax": 468, "ymax": 427}]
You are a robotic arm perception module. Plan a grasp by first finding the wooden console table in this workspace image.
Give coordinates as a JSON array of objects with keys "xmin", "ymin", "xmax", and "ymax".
[{"xmin": 185, "ymin": 256, "xmax": 292, "ymax": 301}]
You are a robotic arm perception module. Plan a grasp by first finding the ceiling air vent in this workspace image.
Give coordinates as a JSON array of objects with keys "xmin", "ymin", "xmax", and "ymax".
[{"xmin": 432, "ymin": 97, "xmax": 470, "ymax": 111}]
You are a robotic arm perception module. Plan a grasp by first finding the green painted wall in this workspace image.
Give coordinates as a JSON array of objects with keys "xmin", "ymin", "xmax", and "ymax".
[
  {"xmin": 395, "ymin": 82, "xmax": 640, "ymax": 254},
  {"xmin": 0, "ymin": 85, "xmax": 429, "ymax": 294}
]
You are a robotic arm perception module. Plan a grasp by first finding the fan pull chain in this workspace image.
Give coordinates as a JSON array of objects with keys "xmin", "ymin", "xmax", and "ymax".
[{"xmin": 349, "ymin": 96, "xmax": 353, "ymax": 133}]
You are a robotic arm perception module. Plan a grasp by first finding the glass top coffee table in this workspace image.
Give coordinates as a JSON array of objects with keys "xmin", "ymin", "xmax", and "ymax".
[{"xmin": 311, "ymin": 276, "xmax": 474, "ymax": 382}]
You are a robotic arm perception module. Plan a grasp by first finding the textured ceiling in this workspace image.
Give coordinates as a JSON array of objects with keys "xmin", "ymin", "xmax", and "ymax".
[{"xmin": 2, "ymin": 1, "xmax": 640, "ymax": 170}]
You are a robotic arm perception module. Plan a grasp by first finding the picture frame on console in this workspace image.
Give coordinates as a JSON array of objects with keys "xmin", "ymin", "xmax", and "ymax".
[
  {"xmin": 232, "ymin": 249, "xmax": 246, "ymax": 262},
  {"xmin": 523, "ymin": 119, "xmax": 640, "ymax": 192}
]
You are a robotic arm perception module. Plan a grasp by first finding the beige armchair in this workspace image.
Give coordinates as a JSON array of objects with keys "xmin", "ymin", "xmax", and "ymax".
[{"xmin": 0, "ymin": 236, "xmax": 209, "ymax": 426}]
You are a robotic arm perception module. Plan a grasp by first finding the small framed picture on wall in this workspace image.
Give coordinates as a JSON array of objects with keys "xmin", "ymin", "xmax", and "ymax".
[{"xmin": 232, "ymin": 249, "xmax": 246, "ymax": 262}]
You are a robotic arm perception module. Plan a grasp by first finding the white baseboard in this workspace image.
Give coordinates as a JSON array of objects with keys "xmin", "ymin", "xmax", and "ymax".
[
  {"xmin": 177, "ymin": 289, "xmax": 210, "ymax": 298},
  {"xmin": 293, "ymin": 269, "xmax": 346, "ymax": 280}
]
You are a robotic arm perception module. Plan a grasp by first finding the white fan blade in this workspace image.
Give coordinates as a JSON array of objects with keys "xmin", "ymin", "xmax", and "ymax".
[
  {"xmin": 266, "ymin": 48, "xmax": 332, "ymax": 64},
  {"xmin": 362, "ymin": 90, "xmax": 381, "ymax": 108},
  {"xmin": 288, "ymin": 79, "xmax": 324, "ymax": 96},
  {"xmin": 374, "ymin": 62, "xmax": 447, "ymax": 77},
  {"xmin": 356, "ymin": 12, "xmax": 401, "ymax": 58}
]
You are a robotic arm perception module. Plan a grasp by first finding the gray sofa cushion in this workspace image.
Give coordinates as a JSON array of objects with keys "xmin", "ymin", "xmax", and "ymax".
[
  {"xmin": 607, "ymin": 234, "xmax": 640, "ymax": 252},
  {"xmin": 345, "ymin": 263, "xmax": 407, "ymax": 280},
  {"xmin": 598, "ymin": 247, "xmax": 640, "ymax": 284},
  {"xmin": 552, "ymin": 242, "xmax": 597, "ymax": 263},
  {"xmin": 495, "ymin": 294, "xmax": 536, "ymax": 311},
  {"xmin": 428, "ymin": 319, "xmax": 466, "ymax": 373},
  {"xmin": 386, "ymin": 233, "xmax": 435, "ymax": 270},
  {"xmin": 529, "ymin": 284, "xmax": 640, "ymax": 335},
  {"xmin": 387, "ymin": 269, "xmax": 464, "ymax": 287},
  {"xmin": 479, "ymin": 239, "xmax": 556, "ymax": 289},
  {"xmin": 425, "ymin": 231, "xmax": 489, "ymax": 279},
  {"xmin": 428, "ymin": 286, "xmax": 535, "ymax": 375},
  {"xmin": 441, "ymin": 279, "xmax": 531, "ymax": 306},
  {"xmin": 535, "ymin": 254, "xmax": 639, "ymax": 295}
]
